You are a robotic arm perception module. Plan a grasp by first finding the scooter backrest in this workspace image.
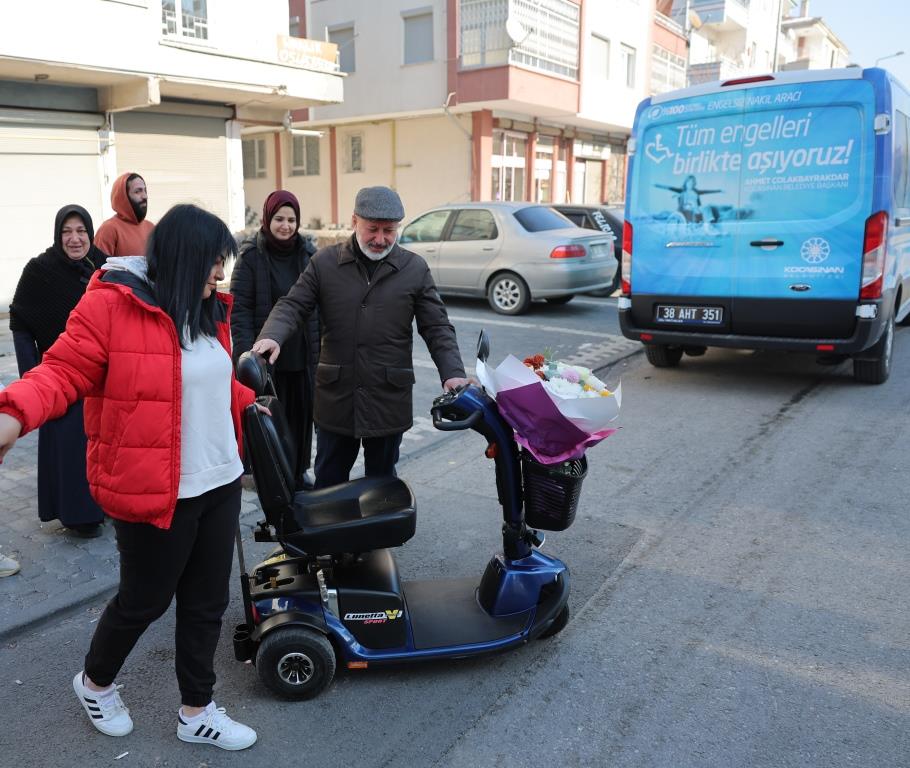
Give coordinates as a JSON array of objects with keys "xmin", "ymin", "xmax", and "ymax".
[
  {"xmin": 242, "ymin": 395, "xmax": 297, "ymax": 523},
  {"xmin": 236, "ymin": 351, "xmax": 269, "ymax": 397}
]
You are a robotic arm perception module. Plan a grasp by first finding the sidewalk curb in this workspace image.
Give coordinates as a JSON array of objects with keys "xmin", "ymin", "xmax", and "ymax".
[{"xmin": 0, "ymin": 503, "xmax": 266, "ymax": 643}]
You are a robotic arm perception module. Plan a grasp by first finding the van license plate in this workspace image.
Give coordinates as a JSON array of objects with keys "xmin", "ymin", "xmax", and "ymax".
[{"xmin": 656, "ymin": 305, "xmax": 723, "ymax": 325}]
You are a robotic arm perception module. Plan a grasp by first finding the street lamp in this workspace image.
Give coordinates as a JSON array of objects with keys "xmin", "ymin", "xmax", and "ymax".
[{"xmin": 874, "ymin": 51, "xmax": 904, "ymax": 66}]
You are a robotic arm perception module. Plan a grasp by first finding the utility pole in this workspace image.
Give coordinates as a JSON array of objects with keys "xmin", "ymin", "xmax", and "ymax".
[{"xmin": 771, "ymin": 0, "xmax": 783, "ymax": 72}]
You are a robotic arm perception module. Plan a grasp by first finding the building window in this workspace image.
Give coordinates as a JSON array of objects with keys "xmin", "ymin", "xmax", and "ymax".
[
  {"xmin": 590, "ymin": 34, "xmax": 610, "ymax": 79},
  {"xmin": 291, "ymin": 135, "xmax": 320, "ymax": 176},
  {"xmin": 621, "ymin": 44, "xmax": 636, "ymax": 88},
  {"xmin": 403, "ymin": 9, "xmax": 434, "ymax": 65},
  {"xmin": 242, "ymin": 138, "xmax": 267, "ymax": 179},
  {"xmin": 329, "ymin": 24, "xmax": 356, "ymax": 73},
  {"xmin": 491, "ymin": 130, "xmax": 528, "ymax": 201},
  {"xmin": 161, "ymin": 0, "xmax": 208, "ymax": 40},
  {"xmin": 651, "ymin": 45, "xmax": 686, "ymax": 94},
  {"xmin": 289, "ymin": 15, "xmax": 301, "ymax": 37},
  {"xmin": 344, "ymin": 133, "xmax": 364, "ymax": 173}
]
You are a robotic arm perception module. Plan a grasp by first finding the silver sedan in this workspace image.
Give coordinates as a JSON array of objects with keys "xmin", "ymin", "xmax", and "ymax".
[{"xmin": 399, "ymin": 202, "xmax": 615, "ymax": 315}]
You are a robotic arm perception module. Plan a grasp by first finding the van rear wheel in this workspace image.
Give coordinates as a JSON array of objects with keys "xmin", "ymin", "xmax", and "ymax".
[
  {"xmin": 853, "ymin": 314, "xmax": 894, "ymax": 385},
  {"xmin": 644, "ymin": 344, "xmax": 683, "ymax": 367}
]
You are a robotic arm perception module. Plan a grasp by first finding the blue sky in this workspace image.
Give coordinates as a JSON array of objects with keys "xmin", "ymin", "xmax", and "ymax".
[{"xmin": 810, "ymin": 0, "xmax": 910, "ymax": 85}]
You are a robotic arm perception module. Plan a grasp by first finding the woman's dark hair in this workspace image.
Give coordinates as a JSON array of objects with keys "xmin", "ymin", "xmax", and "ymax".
[{"xmin": 146, "ymin": 204, "xmax": 236, "ymax": 347}]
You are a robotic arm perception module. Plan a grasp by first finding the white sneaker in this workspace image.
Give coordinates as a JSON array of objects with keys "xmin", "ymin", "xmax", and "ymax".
[
  {"xmin": 0, "ymin": 552, "xmax": 19, "ymax": 577},
  {"xmin": 177, "ymin": 702, "xmax": 257, "ymax": 751},
  {"xmin": 72, "ymin": 671, "xmax": 133, "ymax": 737}
]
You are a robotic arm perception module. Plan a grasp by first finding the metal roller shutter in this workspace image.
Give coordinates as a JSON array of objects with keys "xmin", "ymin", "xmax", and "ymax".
[
  {"xmin": 113, "ymin": 111, "xmax": 230, "ymax": 225},
  {"xmin": 0, "ymin": 113, "xmax": 104, "ymax": 308}
]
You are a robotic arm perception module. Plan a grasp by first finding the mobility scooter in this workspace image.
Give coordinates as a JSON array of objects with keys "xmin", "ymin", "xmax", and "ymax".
[{"xmin": 232, "ymin": 332, "xmax": 587, "ymax": 699}]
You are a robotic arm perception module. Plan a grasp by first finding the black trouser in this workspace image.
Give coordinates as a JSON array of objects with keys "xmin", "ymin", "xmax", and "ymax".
[
  {"xmin": 84, "ymin": 478, "xmax": 241, "ymax": 707},
  {"xmin": 313, "ymin": 429, "xmax": 402, "ymax": 489}
]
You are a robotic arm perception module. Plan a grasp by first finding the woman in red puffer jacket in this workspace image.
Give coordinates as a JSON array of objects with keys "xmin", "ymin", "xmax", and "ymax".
[{"xmin": 0, "ymin": 204, "xmax": 260, "ymax": 751}]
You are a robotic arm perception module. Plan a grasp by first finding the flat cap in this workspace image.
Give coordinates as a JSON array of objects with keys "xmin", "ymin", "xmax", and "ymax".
[{"xmin": 354, "ymin": 186, "xmax": 405, "ymax": 221}]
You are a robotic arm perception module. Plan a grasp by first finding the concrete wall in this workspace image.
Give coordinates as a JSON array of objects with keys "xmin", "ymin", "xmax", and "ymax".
[
  {"xmin": 578, "ymin": 0, "xmax": 653, "ymax": 131},
  {"xmin": 308, "ymin": 0, "xmax": 449, "ymax": 121}
]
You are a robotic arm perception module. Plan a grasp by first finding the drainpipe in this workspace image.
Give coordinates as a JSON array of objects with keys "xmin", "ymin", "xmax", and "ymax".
[{"xmin": 443, "ymin": 91, "xmax": 473, "ymax": 201}]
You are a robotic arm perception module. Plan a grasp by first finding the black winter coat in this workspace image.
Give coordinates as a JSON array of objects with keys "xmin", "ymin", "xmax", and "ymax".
[
  {"xmin": 230, "ymin": 232, "xmax": 319, "ymax": 373},
  {"xmin": 258, "ymin": 237, "xmax": 466, "ymax": 438}
]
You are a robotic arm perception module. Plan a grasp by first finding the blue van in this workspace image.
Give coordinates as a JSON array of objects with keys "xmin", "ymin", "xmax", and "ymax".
[{"xmin": 618, "ymin": 67, "xmax": 910, "ymax": 383}]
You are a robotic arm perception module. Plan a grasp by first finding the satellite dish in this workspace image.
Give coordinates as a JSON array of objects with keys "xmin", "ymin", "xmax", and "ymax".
[{"xmin": 506, "ymin": 16, "xmax": 529, "ymax": 45}]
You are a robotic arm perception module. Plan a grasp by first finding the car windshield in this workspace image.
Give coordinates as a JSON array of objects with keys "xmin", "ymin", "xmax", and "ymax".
[{"xmin": 513, "ymin": 206, "xmax": 575, "ymax": 233}]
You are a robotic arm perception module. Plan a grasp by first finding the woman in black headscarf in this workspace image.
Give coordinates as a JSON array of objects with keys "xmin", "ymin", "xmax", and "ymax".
[
  {"xmin": 230, "ymin": 190, "xmax": 319, "ymax": 490},
  {"xmin": 9, "ymin": 204, "xmax": 107, "ymax": 536}
]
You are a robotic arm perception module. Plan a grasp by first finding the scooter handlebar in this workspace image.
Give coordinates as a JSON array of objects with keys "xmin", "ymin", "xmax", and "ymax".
[{"xmin": 431, "ymin": 407, "xmax": 482, "ymax": 431}]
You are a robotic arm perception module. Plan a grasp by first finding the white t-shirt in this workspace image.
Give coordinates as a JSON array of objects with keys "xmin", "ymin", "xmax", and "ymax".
[{"xmin": 178, "ymin": 333, "xmax": 244, "ymax": 499}]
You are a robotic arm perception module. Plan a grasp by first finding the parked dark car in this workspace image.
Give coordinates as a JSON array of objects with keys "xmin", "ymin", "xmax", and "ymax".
[{"xmin": 550, "ymin": 204, "xmax": 623, "ymax": 295}]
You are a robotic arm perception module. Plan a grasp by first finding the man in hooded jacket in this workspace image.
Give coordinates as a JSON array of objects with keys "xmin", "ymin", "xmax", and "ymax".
[{"xmin": 94, "ymin": 172, "xmax": 155, "ymax": 256}]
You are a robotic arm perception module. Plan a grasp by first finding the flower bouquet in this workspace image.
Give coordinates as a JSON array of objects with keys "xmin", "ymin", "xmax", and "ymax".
[{"xmin": 476, "ymin": 350, "xmax": 621, "ymax": 465}]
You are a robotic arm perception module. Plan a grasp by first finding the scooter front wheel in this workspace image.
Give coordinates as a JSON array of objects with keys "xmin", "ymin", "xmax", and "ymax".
[
  {"xmin": 539, "ymin": 603, "xmax": 570, "ymax": 639},
  {"xmin": 256, "ymin": 626, "xmax": 336, "ymax": 700}
]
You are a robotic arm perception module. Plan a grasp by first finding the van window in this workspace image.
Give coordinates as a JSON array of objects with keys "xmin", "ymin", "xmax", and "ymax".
[
  {"xmin": 894, "ymin": 110, "xmax": 910, "ymax": 211},
  {"xmin": 633, "ymin": 97, "xmax": 868, "ymax": 227}
]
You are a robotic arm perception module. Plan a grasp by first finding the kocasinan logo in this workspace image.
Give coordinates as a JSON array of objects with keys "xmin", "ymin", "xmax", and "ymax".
[
  {"xmin": 649, "ymin": 106, "xmax": 662, "ymax": 120},
  {"xmin": 784, "ymin": 237, "xmax": 843, "ymax": 275},
  {"xmin": 800, "ymin": 237, "xmax": 830, "ymax": 264}
]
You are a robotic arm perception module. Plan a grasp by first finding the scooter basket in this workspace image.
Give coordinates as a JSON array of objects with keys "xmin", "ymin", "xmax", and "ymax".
[{"xmin": 521, "ymin": 451, "xmax": 587, "ymax": 531}]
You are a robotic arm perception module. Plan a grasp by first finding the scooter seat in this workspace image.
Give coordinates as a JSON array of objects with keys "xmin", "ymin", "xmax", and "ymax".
[
  {"xmin": 284, "ymin": 476, "xmax": 416, "ymax": 555},
  {"xmin": 240, "ymin": 385, "xmax": 416, "ymax": 556}
]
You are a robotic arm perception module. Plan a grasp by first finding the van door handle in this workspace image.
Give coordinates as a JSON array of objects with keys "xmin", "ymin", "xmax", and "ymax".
[
  {"xmin": 896, "ymin": 216, "xmax": 910, "ymax": 227},
  {"xmin": 482, "ymin": 247, "xmax": 495, "ymax": 251},
  {"xmin": 750, "ymin": 239, "xmax": 784, "ymax": 248}
]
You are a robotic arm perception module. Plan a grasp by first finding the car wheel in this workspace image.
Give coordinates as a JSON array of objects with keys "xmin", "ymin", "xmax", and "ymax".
[
  {"xmin": 853, "ymin": 314, "xmax": 894, "ymax": 384},
  {"xmin": 487, "ymin": 272, "xmax": 531, "ymax": 315},
  {"xmin": 644, "ymin": 344, "xmax": 684, "ymax": 368},
  {"xmin": 545, "ymin": 295, "xmax": 574, "ymax": 305},
  {"xmin": 256, "ymin": 627, "xmax": 336, "ymax": 700}
]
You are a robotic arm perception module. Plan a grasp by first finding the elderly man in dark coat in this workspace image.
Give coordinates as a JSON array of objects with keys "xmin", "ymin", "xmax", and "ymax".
[{"xmin": 253, "ymin": 186, "xmax": 468, "ymax": 488}]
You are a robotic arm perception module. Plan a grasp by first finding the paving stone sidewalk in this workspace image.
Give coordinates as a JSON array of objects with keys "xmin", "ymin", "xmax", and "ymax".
[{"xmin": 0, "ymin": 316, "xmax": 264, "ymax": 640}]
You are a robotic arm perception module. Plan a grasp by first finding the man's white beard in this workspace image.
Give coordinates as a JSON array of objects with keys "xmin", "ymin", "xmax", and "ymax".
[{"xmin": 356, "ymin": 234, "xmax": 396, "ymax": 261}]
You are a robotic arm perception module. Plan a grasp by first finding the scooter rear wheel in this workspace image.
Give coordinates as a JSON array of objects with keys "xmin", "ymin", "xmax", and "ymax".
[{"xmin": 256, "ymin": 626, "xmax": 336, "ymax": 700}]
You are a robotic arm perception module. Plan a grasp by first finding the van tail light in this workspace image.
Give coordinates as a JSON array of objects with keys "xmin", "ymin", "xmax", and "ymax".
[
  {"xmin": 550, "ymin": 244, "xmax": 586, "ymax": 259},
  {"xmin": 621, "ymin": 220, "xmax": 633, "ymax": 294},
  {"xmin": 860, "ymin": 211, "xmax": 888, "ymax": 300}
]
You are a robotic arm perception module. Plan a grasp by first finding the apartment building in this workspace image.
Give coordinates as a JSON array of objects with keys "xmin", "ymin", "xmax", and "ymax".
[
  {"xmin": 651, "ymin": 5, "xmax": 687, "ymax": 95},
  {"xmin": 778, "ymin": 2, "xmax": 849, "ymax": 71},
  {"xmin": 0, "ymin": 0, "xmax": 343, "ymax": 307},
  {"xmin": 671, "ymin": 0, "xmax": 798, "ymax": 84},
  {"xmin": 243, "ymin": 0, "xmax": 655, "ymax": 229}
]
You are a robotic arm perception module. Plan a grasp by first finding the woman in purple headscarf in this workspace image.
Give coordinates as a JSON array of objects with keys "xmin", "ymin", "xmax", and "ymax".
[{"xmin": 230, "ymin": 191, "xmax": 319, "ymax": 490}]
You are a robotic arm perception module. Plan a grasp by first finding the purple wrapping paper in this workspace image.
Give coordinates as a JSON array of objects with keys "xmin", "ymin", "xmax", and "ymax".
[{"xmin": 496, "ymin": 382, "xmax": 618, "ymax": 464}]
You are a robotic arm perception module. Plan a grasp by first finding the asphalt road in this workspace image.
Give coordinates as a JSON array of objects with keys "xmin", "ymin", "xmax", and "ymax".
[{"xmin": 2, "ymin": 299, "xmax": 908, "ymax": 767}]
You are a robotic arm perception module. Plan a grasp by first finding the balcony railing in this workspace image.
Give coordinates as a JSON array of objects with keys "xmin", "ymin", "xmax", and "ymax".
[
  {"xmin": 460, "ymin": 0, "xmax": 579, "ymax": 80},
  {"xmin": 687, "ymin": 57, "xmax": 743, "ymax": 85},
  {"xmin": 672, "ymin": 0, "xmax": 749, "ymax": 31}
]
